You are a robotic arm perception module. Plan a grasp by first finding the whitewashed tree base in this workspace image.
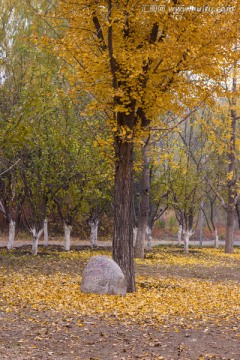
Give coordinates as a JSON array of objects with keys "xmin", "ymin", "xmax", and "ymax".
[{"xmin": 7, "ymin": 220, "xmax": 16, "ymax": 250}]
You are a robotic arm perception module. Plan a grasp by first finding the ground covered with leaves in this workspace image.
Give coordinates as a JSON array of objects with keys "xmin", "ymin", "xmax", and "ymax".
[{"xmin": 0, "ymin": 245, "xmax": 239, "ymax": 360}]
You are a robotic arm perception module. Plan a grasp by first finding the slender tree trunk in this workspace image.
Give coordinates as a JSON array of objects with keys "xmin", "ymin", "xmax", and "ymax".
[
  {"xmin": 183, "ymin": 229, "xmax": 194, "ymax": 254},
  {"xmin": 199, "ymin": 201, "xmax": 204, "ymax": 246},
  {"xmin": 213, "ymin": 202, "xmax": 219, "ymax": 249},
  {"xmin": 214, "ymin": 227, "xmax": 219, "ymax": 249},
  {"xmin": 135, "ymin": 146, "xmax": 150, "ymax": 259},
  {"xmin": 177, "ymin": 224, "xmax": 182, "ymax": 246},
  {"xmin": 146, "ymin": 225, "xmax": 153, "ymax": 250},
  {"xmin": 213, "ymin": 206, "xmax": 219, "ymax": 248},
  {"xmin": 31, "ymin": 228, "xmax": 43, "ymax": 256},
  {"xmin": 225, "ymin": 117, "xmax": 236, "ymax": 254},
  {"xmin": 225, "ymin": 210, "xmax": 235, "ymax": 253},
  {"xmin": 43, "ymin": 218, "xmax": 49, "ymax": 247},
  {"xmin": 225, "ymin": 62, "xmax": 237, "ymax": 254},
  {"xmin": 133, "ymin": 227, "xmax": 138, "ymax": 247},
  {"xmin": 89, "ymin": 218, "xmax": 99, "ymax": 248},
  {"xmin": 64, "ymin": 222, "xmax": 72, "ymax": 251},
  {"xmin": 113, "ymin": 138, "xmax": 136, "ymax": 292},
  {"xmin": 7, "ymin": 219, "xmax": 16, "ymax": 250},
  {"xmin": 225, "ymin": 151, "xmax": 236, "ymax": 254}
]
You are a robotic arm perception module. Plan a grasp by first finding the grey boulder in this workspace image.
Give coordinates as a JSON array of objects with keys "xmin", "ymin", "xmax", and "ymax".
[{"xmin": 81, "ymin": 255, "xmax": 126, "ymax": 296}]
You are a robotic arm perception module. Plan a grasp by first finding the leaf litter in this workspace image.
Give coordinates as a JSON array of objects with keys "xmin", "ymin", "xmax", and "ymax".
[{"xmin": 0, "ymin": 246, "xmax": 239, "ymax": 359}]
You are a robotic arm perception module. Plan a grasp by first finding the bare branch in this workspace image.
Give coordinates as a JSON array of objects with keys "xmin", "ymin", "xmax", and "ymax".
[{"xmin": 0, "ymin": 159, "xmax": 21, "ymax": 177}]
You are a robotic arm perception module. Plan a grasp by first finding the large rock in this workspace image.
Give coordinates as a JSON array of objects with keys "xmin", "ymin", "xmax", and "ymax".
[{"xmin": 81, "ymin": 255, "xmax": 126, "ymax": 296}]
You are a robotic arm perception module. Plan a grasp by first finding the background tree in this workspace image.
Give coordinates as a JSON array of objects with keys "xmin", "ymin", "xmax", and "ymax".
[
  {"xmin": 185, "ymin": 89, "xmax": 239, "ymax": 253},
  {"xmin": 0, "ymin": 0, "xmax": 57, "ymax": 249},
  {"xmin": 0, "ymin": 164, "xmax": 24, "ymax": 249}
]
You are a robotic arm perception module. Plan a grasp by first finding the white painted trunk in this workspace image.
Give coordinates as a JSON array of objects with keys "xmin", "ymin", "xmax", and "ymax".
[
  {"xmin": 135, "ymin": 225, "xmax": 147, "ymax": 258},
  {"xmin": 64, "ymin": 223, "xmax": 72, "ymax": 251},
  {"xmin": 183, "ymin": 229, "xmax": 194, "ymax": 254},
  {"xmin": 199, "ymin": 201, "xmax": 204, "ymax": 246},
  {"xmin": 43, "ymin": 218, "xmax": 49, "ymax": 246},
  {"xmin": 133, "ymin": 227, "xmax": 138, "ymax": 247},
  {"xmin": 178, "ymin": 225, "xmax": 182, "ymax": 245},
  {"xmin": 214, "ymin": 228, "xmax": 219, "ymax": 249},
  {"xmin": 7, "ymin": 220, "xmax": 16, "ymax": 250},
  {"xmin": 89, "ymin": 219, "xmax": 99, "ymax": 248},
  {"xmin": 31, "ymin": 228, "xmax": 44, "ymax": 256},
  {"xmin": 146, "ymin": 225, "xmax": 153, "ymax": 250}
]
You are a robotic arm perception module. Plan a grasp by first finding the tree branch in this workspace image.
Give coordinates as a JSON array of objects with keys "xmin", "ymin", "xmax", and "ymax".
[
  {"xmin": 0, "ymin": 159, "xmax": 21, "ymax": 177},
  {"xmin": 92, "ymin": 14, "xmax": 107, "ymax": 51}
]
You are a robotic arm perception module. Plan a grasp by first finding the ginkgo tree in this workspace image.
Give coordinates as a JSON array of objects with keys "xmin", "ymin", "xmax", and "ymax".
[{"xmin": 37, "ymin": 0, "xmax": 239, "ymax": 291}]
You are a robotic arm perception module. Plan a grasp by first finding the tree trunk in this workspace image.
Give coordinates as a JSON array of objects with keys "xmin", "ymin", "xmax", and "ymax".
[
  {"xmin": 213, "ymin": 205, "xmax": 219, "ymax": 248},
  {"xmin": 7, "ymin": 219, "xmax": 16, "ymax": 250},
  {"xmin": 135, "ymin": 224, "xmax": 146, "ymax": 258},
  {"xmin": 31, "ymin": 228, "xmax": 43, "ymax": 256},
  {"xmin": 199, "ymin": 201, "xmax": 204, "ymax": 247},
  {"xmin": 64, "ymin": 222, "xmax": 72, "ymax": 251},
  {"xmin": 177, "ymin": 225, "xmax": 182, "ymax": 246},
  {"xmin": 183, "ymin": 229, "xmax": 194, "ymax": 254},
  {"xmin": 225, "ymin": 210, "xmax": 235, "ymax": 253},
  {"xmin": 135, "ymin": 146, "xmax": 150, "ymax": 259},
  {"xmin": 43, "ymin": 218, "xmax": 49, "ymax": 247},
  {"xmin": 133, "ymin": 227, "xmax": 138, "ymax": 247},
  {"xmin": 146, "ymin": 225, "xmax": 153, "ymax": 250},
  {"xmin": 89, "ymin": 218, "xmax": 99, "ymax": 248},
  {"xmin": 214, "ymin": 227, "xmax": 219, "ymax": 249},
  {"xmin": 225, "ymin": 64, "xmax": 237, "ymax": 254},
  {"xmin": 113, "ymin": 138, "xmax": 136, "ymax": 293}
]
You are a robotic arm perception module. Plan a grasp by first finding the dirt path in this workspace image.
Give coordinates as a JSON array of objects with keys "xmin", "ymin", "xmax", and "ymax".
[{"xmin": 0, "ymin": 310, "xmax": 239, "ymax": 360}]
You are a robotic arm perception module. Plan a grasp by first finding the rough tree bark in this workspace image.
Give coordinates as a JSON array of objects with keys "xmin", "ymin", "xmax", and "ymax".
[{"xmin": 113, "ymin": 137, "xmax": 136, "ymax": 293}]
